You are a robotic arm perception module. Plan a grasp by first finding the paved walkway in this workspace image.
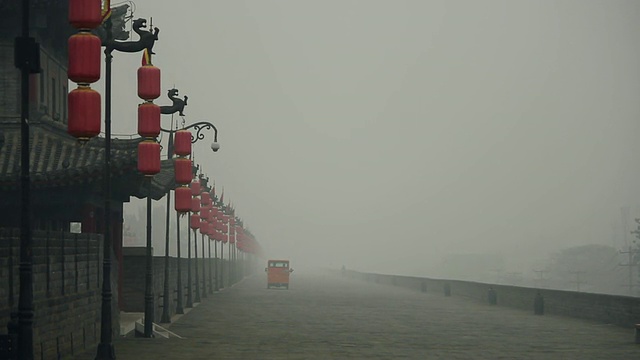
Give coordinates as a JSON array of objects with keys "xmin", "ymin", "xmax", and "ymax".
[{"xmin": 75, "ymin": 270, "xmax": 639, "ymax": 359}]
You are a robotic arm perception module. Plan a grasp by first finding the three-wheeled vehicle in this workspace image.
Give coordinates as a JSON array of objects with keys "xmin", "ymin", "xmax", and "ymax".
[{"xmin": 265, "ymin": 260, "xmax": 294, "ymax": 289}]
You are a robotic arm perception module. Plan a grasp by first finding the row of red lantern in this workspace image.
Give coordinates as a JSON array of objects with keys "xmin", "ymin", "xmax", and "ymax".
[
  {"xmin": 185, "ymin": 175, "xmax": 259, "ymax": 252},
  {"xmin": 67, "ymin": 0, "xmax": 103, "ymax": 141},
  {"xmin": 137, "ymin": 49, "xmax": 162, "ymax": 177},
  {"xmin": 173, "ymin": 129, "xmax": 193, "ymax": 213}
]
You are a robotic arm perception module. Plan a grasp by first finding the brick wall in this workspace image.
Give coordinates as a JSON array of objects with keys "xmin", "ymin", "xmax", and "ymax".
[
  {"xmin": 0, "ymin": 41, "xmax": 20, "ymax": 119},
  {"xmin": 345, "ymin": 270, "xmax": 640, "ymax": 328},
  {"xmin": 122, "ymin": 247, "xmax": 235, "ymax": 323},
  {"xmin": 0, "ymin": 228, "xmax": 115, "ymax": 359}
]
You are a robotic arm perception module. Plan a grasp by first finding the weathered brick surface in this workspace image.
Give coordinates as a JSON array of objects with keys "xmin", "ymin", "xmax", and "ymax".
[
  {"xmin": 73, "ymin": 271, "xmax": 639, "ymax": 359},
  {"xmin": 0, "ymin": 228, "xmax": 113, "ymax": 359},
  {"xmin": 348, "ymin": 270, "xmax": 640, "ymax": 328}
]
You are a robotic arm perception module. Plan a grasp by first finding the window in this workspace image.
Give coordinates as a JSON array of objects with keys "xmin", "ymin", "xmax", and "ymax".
[{"xmin": 269, "ymin": 262, "xmax": 289, "ymax": 268}]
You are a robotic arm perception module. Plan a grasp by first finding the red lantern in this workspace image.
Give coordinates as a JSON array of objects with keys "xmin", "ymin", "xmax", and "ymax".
[
  {"xmin": 191, "ymin": 197, "xmax": 200, "ymax": 213},
  {"xmin": 199, "ymin": 220, "xmax": 207, "ymax": 234},
  {"xmin": 174, "ymin": 158, "xmax": 192, "ymax": 185},
  {"xmin": 69, "ymin": 0, "xmax": 102, "ymax": 29},
  {"xmin": 200, "ymin": 207, "xmax": 210, "ymax": 220},
  {"xmin": 137, "ymin": 65, "xmax": 161, "ymax": 100},
  {"xmin": 174, "ymin": 130, "xmax": 192, "ymax": 156},
  {"xmin": 68, "ymin": 32, "xmax": 101, "ymax": 84},
  {"xmin": 190, "ymin": 180, "xmax": 201, "ymax": 196},
  {"xmin": 190, "ymin": 214, "xmax": 200, "ymax": 229},
  {"xmin": 137, "ymin": 140, "xmax": 161, "ymax": 176},
  {"xmin": 68, "ymin": 86, "xmax": 101, "ymax": 141},
  {"xmin": 137, "ymin": 102, "xmax": 160, "ymax": 138},
  {"xmin": 175, "ymin": 186, "xmax": 191, "ymax": 212},
  {"xmin": 201, "ymin": 192, "xmax": 211, "ymax": 206}
]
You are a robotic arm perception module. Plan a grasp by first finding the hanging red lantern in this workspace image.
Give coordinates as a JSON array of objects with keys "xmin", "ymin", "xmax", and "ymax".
[
  {"xmin": 174, "ymin": 130, "xmax": 192, "ymax": 157},
  {"xmin": 174, "ymin": 158, "xmax": 192, "ymax": 185},
  {"xmin": 190, "ymin": 214, "xmax": 201, "ymax": 229},
  {"xmin": 211, "ymin": 207, "xmax": 218, "ymax": 219},
  {"xmin": 201, "ymin": 192, "xmax": 211, "ymax": 206},
  {"xmin": 190, "ymin": 180, "xmax": 201, "ymax": 196},
  {"xmin": 199, "ymin": 220, "xmax": 207, "ymax": 234},
  {"xmin": 69, "ymin": 0, "xmax": 102, "ymax": 29},
  {"xmin": 137, "ymin": 65, "xmax": 161, "ymax": 100},
  {"xmin": 191, "ymin": 197, "xmax": 201, "ymax": 213},
  {"xmin": 137, "ymin": 102, "xmax": 160, "ymax": 138},
  {"xmin": 175, "ymin": 186, "xmax": 191, "ymax": 212},
  {"xmin": 68, "ymin": 32, "xmax": 101, "ymax": 84},
  {"xmin": 200, "ymin": 207, "xmax": 210, "ymax": 220},
  {"xmin": 68, "ymin": 86, "xmax": 101, "ymax": 141},
  {"xmin": 137, "ymin": 140, "xmax": 161, "ymax": 176}
]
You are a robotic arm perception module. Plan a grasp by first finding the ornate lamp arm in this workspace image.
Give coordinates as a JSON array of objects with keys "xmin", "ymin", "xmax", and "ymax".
[{"xmin": 160, "ymin": 121, "xmax": 220, "ymax": 151}]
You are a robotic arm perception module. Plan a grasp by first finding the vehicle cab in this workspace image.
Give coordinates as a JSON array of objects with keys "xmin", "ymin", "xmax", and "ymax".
[{"xmin": 265, "ymin": 260, "xmax": 293, "ymax": 289}]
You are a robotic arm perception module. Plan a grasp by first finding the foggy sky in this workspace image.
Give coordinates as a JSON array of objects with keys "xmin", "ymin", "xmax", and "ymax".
[{"xmin": 103, "ymin": 1, "xmax": 640, "ymax": 276}]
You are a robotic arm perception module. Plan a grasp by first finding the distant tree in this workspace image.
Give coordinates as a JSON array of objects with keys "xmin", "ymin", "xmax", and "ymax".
[{"xmin": 546, "ymin": 244, "xmax": 621, "ymax": 294}]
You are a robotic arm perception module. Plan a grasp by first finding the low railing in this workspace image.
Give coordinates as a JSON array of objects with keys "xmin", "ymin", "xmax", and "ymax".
[{"xmin": 344, "ymin": 269, "xmax": 640, "ymax": 328}]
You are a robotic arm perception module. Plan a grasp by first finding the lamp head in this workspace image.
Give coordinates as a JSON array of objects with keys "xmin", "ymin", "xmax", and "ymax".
[{"xmin": 211, "ymin": 142, "xmax": 220, "ymax": 152}]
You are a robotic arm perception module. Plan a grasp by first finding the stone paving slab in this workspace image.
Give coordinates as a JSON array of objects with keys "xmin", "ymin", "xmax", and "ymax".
[{"xmin": 73, "ymin": 271, "xmax": 639, "ymax": 359}]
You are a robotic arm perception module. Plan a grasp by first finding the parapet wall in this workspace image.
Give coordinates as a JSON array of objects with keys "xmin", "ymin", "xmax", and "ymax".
[
  {"xmin": 345, "ymin": 270, "xmax": 640, "ymax": 328},
  {"xmin": 0, "ymin": 228, "xmax": 109, "ymax": 359}
]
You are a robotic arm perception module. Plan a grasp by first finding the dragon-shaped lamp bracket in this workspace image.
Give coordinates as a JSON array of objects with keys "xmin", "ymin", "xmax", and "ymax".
[
  {"xmin": 106, "ymin": 17, "xmax": 159, "ymax": 56},
  {"xmin": 160, "ymin": 88, "xmax": 188, "ymax": 116}
]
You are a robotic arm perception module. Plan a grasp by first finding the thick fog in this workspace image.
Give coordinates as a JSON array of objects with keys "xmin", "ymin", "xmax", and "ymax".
[{"xmin": 109, "ymin": 1, "xmax": 640, "ymax": 287}]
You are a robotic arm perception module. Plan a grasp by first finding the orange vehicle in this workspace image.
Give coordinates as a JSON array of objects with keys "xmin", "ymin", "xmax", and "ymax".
[{"xmin": 265, "ymin": 260, "xmax": 294, "ymax": 289}]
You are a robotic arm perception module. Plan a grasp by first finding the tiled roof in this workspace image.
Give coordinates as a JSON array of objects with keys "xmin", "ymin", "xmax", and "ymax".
[{"xmin": 0, "ymin": 122, "xmax": 174, "ymax": 200}]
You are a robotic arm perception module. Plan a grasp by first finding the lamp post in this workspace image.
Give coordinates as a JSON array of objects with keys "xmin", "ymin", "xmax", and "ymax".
[
  {"xmin": 199, "ymin": 178, "xmax": 210, "ymax": 298},
  {"xmin": 90, "ymin": 12, "xmax": 160, "ymax": 356},
  {"xmin": 156, "ymin": 87, "xmax": 188, "ymax": 319},
  {"xmin": 185, "ymin": 164, "xmax": 199, "ymax": 308},
  {"xmin": 15, "ymin": 0, "xmax": 39, "ymax": 357},
  {"xmin": 208, "ymin": 229, "xmax": 213, "ymax": 294},
  {"xmin": 158, "ymin": 121, "xmax": 218, "ymax": 320}
]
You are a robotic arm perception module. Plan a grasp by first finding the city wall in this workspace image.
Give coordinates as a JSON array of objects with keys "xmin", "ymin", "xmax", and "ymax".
[{"xmin": 345, "ymin": 270, "xmax": 640, "ymax": 328}]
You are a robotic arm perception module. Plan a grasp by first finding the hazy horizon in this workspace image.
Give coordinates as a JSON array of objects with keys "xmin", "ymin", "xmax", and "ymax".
[{"xmin": 103, "ymin": 0, "xmax": 640, "ymax": 283}]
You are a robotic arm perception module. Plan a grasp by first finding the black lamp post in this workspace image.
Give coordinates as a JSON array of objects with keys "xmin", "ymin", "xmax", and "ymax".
[
  {"xmin": 158, "ymin": 121, "xmax": 218, "ymax": 320},
  {"xmin": 193, "ymin": 224, "xmax": 200, "ymax": 303},
  {"xmin": 214, "ymin": 224, "xmax": 219, "ymax": 292},
  {"xmin": 15, "ymin": 0, "xmax": 39, "ymax": 357},
  {"xmin": 156, "ymin": 88, "xmax": 189, "ymax": 320},
  {"xmin": 208, "ymin": 231, "xmax": 213, "ymax": 294},
  {"xmin": 143, "ymin": 178, "xmax": 154, "ymax": 338},
  {"xmin": 199, "ymin": 177, "xmax": 210, "ymax": 299},
  {"xmin": 95, "ymin": 15, "xmax": 158, "ymax": 348},
  {"xmin": 219, "ymin": 208, "xmax": 225, "ymax": 290},
  {"xmin": 185, "ymin": 163, "xmax": 198, "ymax": 308}
]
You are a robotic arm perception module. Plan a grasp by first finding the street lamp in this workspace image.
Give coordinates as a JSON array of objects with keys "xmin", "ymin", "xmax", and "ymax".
[
  {"xmin": 158, "ymin": 121, "xmax": 218, "ymax": 322},
  {"xmin": 186, "ymin": 164, "xmax": 200, "ymax": 308},
  {"xmin": 89, "ymin": 12, "xmax": 160, "ymax": 357},
  {"xmin": 15, "ymin": 0, "xmax": 40, "ymax": 357}
]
